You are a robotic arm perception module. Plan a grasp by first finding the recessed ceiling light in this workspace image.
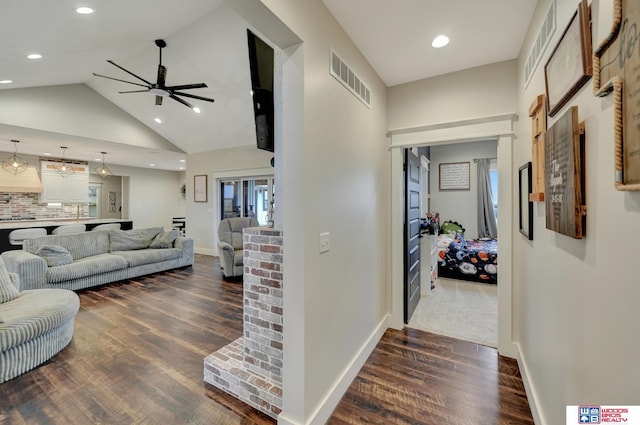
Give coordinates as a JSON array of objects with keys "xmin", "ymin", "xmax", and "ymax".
[
  {"xmin": 27, "ymin": 53, "xmax": 43, "ymax": 60},
  {"xmin": 149, "ymin": 163, "xmax": 155, "ymax": 167},
  {"xmin": 432, "ymin": 35, "xmax": 449, "ymax": 48},
  {"xmin": 179, "ymin": 159, "xmax": 186, "ymax": 163},
  {"xmin": 0, "ymin": 80, "xmax": 12, "ymax": 84},
  {"xmin": 179, "ymin": 167, "xmax": 184, "ymax": 170},
  {"xmin": 75, "ymin": 7, "xmax": 94, "ymax": 14},
  {"xmin": 154, "ymin": 118, "xmax": 162, "ymax": 124},
  {"xmin": 193, "ymin": 107, "xmax": 201, "ymax": 114}
]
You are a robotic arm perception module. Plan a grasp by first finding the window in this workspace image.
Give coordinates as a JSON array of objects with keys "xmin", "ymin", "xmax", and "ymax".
[
  {"xmin": 219, "ymin": 176, "xmax": 274, "ymax": 226},
  {"xmin": 489, "ymin": 167, "xmax": 498, "ymax": 221}
]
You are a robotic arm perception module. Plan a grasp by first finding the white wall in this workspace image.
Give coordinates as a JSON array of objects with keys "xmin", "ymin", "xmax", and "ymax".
[
  {"xmin": 430, "ymin": 140, "xmax": 497, "ymax": 239},
  {"xmin": 224, "ymin": 0, "xmax": 390, "ymax": 423},
  {"xmin": 185, "ymin": 145, "xmax": 273, "ymax": 255},
  {"xmin": 513, "ymin": 0, "xmax": 640, "ymax": 423}
]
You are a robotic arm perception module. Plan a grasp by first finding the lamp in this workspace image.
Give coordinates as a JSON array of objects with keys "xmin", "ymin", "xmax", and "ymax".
[
  {"xmin": 94, "ymin": 152, "xmax": 113, "ymax": 179},
  {"xmin": 54, "ymin": 146, "xmax": 75, "ymax": 178},
  {"xmin": 2, "ymin": 140, "xmax": 28, "ymax": 175}
]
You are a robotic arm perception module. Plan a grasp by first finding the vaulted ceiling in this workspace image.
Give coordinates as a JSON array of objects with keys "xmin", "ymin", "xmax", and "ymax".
[{"xmin": 0, "ymin": 0, "xmax": 537, "ymax": 170}]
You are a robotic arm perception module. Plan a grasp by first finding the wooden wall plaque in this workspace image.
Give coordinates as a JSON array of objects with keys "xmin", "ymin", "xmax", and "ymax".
[
  {"xmin": 545, "ymin": 106, "xmax": 586, "ymax": 239},
  {"xmin": 529, "ymin": 94, "xmax": 546, "ymax": 202},
  {"xmin": 593, "ymin": 0, "xmax": 640, "ymax": 190}
]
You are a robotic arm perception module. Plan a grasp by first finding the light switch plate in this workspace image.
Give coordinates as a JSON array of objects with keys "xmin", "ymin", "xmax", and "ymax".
[{"xmin": 319, "ymin": 232, "xmax": 330, "ymax": 253}]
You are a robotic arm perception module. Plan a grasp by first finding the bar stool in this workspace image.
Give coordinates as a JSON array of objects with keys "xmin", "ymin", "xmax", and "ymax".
[
  {"xmin": 52, "ymin": 224, "xmax": 86, "ymax": 235},
  {"xmin": 9, "ymin": 228, "xmax": 47, "ymax": 246}
]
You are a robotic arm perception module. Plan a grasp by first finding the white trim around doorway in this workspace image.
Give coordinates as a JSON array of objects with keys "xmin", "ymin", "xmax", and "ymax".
[{"xmin": 388, "ymin": 113, "xmax": 518, "ymax": 358}]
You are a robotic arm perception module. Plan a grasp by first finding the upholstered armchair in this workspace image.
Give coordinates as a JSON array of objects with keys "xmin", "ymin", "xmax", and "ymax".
[{"xmin": 218, "ymin": 217, "xmax": 259, "ymax": 279}]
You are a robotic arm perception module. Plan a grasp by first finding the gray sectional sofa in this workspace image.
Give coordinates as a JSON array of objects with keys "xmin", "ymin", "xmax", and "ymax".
[{"xmin": 1, "ymin": 227, "xmax": 194, "ymax": 291}]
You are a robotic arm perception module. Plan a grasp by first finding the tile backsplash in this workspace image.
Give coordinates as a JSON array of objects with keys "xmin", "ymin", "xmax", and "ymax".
[{"xmin": 0, "ymin": 193, "xmax": 88, "ymax": 219}]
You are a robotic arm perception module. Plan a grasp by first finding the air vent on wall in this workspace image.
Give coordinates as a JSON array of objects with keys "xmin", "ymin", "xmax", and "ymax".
[
  {"xmin": 330, "ymin": 49, "xmax": 371, "ymax": 108},
  {"xmin": 524, "ymin": 0, "xmax": 556, "ymax": 87}
]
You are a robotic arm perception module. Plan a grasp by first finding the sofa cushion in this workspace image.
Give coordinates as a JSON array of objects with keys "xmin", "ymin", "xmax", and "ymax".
[
  {"xmin": 111, "ymin": 248, "xmax": 182, "ymax": 268},
  {"xmin": 24, "ymin": 231, "xmax": 110, "ymax": 261},
  {"xmin": 109, "ymin": 227, "xmax": 163, "ymax": 252},
  {"xmin": 149, "ymin": 230, "xmax": 179, "ymax": 249},
  {"xmin": 46, "ymin": 254, "xmax": 128, "ymax": 284},
  {"xmin": 0, "ymin": 258, "xmax": 19, "ymax": 304},
  {"xmin": 0, "ymin": 289, "xmax": 79, "ymax": 352},
  {"xmin": 36, "ymin": 245, "xmax": 74, "ymax": 267}
]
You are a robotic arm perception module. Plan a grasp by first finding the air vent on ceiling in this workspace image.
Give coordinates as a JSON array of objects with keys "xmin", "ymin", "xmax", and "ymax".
[
  {"xmin": 524, "ymin": 0, "xmax": 556, "ymax": 87},
  {"xmin": 330, "ymin": 49, "xmax": 371, "ymax": 108}
]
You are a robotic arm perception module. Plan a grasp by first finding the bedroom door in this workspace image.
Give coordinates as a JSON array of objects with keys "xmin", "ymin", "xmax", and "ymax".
[{"xmin": 404, "ymin": 149, "xmax": 422, "ymax": 323}]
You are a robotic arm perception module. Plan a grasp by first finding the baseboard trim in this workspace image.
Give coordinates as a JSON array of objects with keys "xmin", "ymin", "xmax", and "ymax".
[
  {"xmin": 302, "ymin": 314, "xmax": 389, "ymax": 425},
  {"xmin": 514, "ymin": 342, "xmax": 545, "ymax": 425},
  {"xmin": 195, "ymin": 248, "xmax": 216, "ymax": 256}
]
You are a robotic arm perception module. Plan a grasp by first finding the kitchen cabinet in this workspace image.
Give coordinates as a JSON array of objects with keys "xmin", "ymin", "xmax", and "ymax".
[{"xmin": 39, "ymin": 161, "xmax": 89, "ymax": 204}]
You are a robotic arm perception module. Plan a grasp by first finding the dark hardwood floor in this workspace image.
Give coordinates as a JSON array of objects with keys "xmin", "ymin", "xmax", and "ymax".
[{"xmin": 0, "ymin": 255, "xmax": 533, "ymax": 425}]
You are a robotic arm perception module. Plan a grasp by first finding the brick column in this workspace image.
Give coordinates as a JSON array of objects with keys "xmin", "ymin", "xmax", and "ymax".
[{"xmin": 204, "ymin": 227, "xmax": 283, "ymax": 418}]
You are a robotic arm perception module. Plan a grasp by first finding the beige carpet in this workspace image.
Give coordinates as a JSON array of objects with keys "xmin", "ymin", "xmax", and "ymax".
[{"xmin": 407, "ymin": 277, "xmax": 497, "ymax": 347}]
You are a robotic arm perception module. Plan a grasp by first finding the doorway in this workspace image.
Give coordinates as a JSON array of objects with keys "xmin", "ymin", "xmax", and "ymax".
[{"xmin": 388, "ymin": 115, "xmax": 516, "ymax": 357}]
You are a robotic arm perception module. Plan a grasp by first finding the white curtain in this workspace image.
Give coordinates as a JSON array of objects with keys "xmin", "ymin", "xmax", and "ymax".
[{"xmin": 477, "ymin": 159, "xmax": 497, "ymax": 238}]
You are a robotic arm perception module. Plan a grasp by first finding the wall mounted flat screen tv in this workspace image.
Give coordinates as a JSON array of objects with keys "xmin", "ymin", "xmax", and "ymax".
[{"xmin": 247, "ymin": 30, "xmax": 275, "ymax": 152}]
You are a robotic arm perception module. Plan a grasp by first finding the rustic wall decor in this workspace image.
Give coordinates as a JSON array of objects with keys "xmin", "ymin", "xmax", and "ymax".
[
  {"xmin": 529, "ymin": 94, "xmax": 547, "ymax": 202},
  {"xmin": 545, "ymin": 106, "xmax": 586, "ymax": 239},
  {"xmin": 593, "ymin": 0, "xmax": 640, "ymax": 190},
  {"xmin": 544, "ymin": 0, "xmax": 592, "ymax": 117}
]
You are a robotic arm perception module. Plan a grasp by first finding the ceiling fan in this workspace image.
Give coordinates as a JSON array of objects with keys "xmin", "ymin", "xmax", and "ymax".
[{"xmin": 92, "ymin": 39, "xmax": 215, "ymax": 109}]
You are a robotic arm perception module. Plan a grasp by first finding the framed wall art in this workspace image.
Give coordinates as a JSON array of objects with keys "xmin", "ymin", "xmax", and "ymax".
[
  {"xmin": 593, "ymin": 0, "xmax": 640, "ymax": 190},
  {"xmin": 439, "ymin": 162, "xmax": 470, "ymax": 191},
  {"xmin": 194, "ymin": 175, "xmax": 208, "ymax": 203},
  {"xmin": 544, "ymin": 106, "xmax": 586, "ymax": 239},
  {"xmin": 519, "ymin": 162, "xmax": 533, "ymax": 240},
  {"xmin": 544, "ymin": 0, "xmax": 592, "ymax": 117}
]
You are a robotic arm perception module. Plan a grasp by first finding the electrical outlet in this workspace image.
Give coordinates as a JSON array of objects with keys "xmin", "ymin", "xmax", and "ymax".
[{"xmin": 319, "ymin": 232, "xmax": 330, "ymax": 253}]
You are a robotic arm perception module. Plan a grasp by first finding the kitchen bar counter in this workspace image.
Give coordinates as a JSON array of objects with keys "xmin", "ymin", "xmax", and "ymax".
[{"xmin": 0, "ymin": 219, "xmax": 133, "ymax": 253}]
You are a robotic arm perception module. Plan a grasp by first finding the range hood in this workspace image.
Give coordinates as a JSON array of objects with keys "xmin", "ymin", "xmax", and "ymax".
[{"xmin": 0, "ymin": 166, "xmax": 43, "ymax": 193}]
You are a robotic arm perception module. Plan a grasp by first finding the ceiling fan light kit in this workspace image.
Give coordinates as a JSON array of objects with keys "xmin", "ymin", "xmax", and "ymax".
[{"xmin": 92, "ymin": 39, "xmax": 215, "ymax": 110}]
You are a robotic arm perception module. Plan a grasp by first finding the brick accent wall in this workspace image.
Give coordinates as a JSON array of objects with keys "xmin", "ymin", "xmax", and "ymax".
[
  {"xmin": 0, "ymin": 192, "xmax": 89, "ymax": 219},
  {"xmin": 204, "ymin": 227, "xmax": 283, "ymax": 418}
]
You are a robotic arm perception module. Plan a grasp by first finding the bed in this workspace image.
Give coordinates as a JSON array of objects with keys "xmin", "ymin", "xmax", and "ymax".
[{"xmin": 437, "ymin": 233, "xmax": 498, "ymax": 284}]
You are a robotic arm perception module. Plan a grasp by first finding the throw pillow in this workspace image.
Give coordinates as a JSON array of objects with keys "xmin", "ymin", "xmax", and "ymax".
[
  {"xmin": 149, "ymin": 230, "xmax": 179, "ymax": 249},
  {"xmin": 0, "ymin": 257, "xmax": 20, "ymax": 304},
  {"xmin": 36, "ymin": 245, "xmax": 74, "ymax": 267}
]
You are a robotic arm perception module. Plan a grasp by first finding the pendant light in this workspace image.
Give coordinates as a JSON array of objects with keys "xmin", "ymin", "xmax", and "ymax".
[
  {"xmin": 55, "ymin": 146, "xmax": 75, "ymax": 178},
  {"xmin": 94, "ymin": 152, "xmax": 113, "ymax": 179},
  {"xmin": 2, "ymin": 140, "xmax": 28, "ymax": 175}
]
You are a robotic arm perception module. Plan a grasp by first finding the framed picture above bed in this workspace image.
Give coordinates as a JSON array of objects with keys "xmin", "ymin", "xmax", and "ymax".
[
  {"xmin": 439, "ymin": 162, "xmax": 470, "ymax": 190},
  {"xmin": 519, "ymin": 162, "xmax": 533, "ymax": 240}
]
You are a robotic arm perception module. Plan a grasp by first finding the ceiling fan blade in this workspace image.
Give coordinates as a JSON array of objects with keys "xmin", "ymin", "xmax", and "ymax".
[
  {"xmin": 156, "ymin": 96, "xmax": 163, "ymax": 106},
  {"xmin": 118, "ymin": 89, "xmax": 149, "ymax": 94},
  {"xmin": 165, "ymin": 83, "xmax": 207, "ymax": 90},
  {"xmin": 157, "ymin": 65, "xmax": 167, "ymax": 87},
  {"xmin": 169, "ymin": 94, "xmax": 193, "ymax": 108},
  {"xmin": 106, "ymin": 60, "xmax": 153, "ymax": 85},
  {"xmin": 92, "ymin": 73, "xmax": 149, "ymax": 88},
  {"xmin": 173, "ymin": 91, "xmax": 215, "ymax": 103}
]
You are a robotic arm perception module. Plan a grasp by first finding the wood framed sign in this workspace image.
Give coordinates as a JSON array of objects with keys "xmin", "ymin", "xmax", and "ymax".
[
  {"xmin": 439, "ymin": 162, "xmax": 470, "ymax": 191},
  {"xmin": 593, "ymin": 0, "xmax": 640, "ymax": 190},
  {"xmin": 545, "ymin": 106, "xmax": 586, "ymax": 239},
  {"xmin": 544, "ymin": 0, "xmax": 592, "ymax": 117}
]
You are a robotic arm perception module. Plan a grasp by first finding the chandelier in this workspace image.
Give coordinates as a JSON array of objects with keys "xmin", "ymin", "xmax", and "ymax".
[
  {"xmin": 94, "ymin": 152, "xmax": 113, "ymax": 179},
  {"xmin": 2, "ymin": 140, "xmax": 28, "ymax": 175},
  {"xmin": 54, "ymin": 146, "xmax": 75, "ymax": 178}
]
